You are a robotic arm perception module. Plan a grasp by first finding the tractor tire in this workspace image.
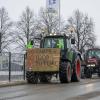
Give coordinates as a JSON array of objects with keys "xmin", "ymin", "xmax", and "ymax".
[
  {"xmin": 98, "ymin": 73, "xmax": 100, "ymax": 77},
  {"xmin": 81, "ymin": 66, "xmax": 85, "ymax": 79},
  {"xmin": 85, "ymin": 68, "xmax": 92, "ymax": 78},
  {"xmin": 26, "ymin": 71, "xmax": 38, "ymax": 84},
  {"xmin": 59, "ymin": 62, "xmax": 71, "ymax": 83},
  {"xmin": 71, "ymin": 56, "xmax": 81, "ymax": 82},
  {"xmin": 97, "ymin": 69, "xmax": 100, "ymax": 77},
  {"xmin": 39, "ymin": 74, "xmax": 52, "ymax": 83}
]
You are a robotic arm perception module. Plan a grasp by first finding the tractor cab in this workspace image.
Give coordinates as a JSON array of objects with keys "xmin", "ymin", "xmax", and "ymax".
[
  {"xmin": 40, "ymin": 34, "xmax": 75, "ymax": 49},
  {"xmin": 40, "ymin": 34, "xmax": 75, "ymax": 60}
]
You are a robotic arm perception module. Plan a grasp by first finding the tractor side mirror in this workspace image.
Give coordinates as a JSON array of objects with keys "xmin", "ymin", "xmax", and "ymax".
[
  {"xmin": 71, "ymin": 38, "xmax": 75, "ymax": 44},
  {"xmin": 40, "ymin": 39, "xmax": 44, "ymax": 48}
]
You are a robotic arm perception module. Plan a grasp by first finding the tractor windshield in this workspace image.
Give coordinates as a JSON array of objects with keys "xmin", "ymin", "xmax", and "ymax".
[
  {"xmin": 87, "ymin": 49, "xmax": 100, "ymax": 59},
  {"xmin": 44, "ymin": 38, "xmax": 64, "ymax": 49}
]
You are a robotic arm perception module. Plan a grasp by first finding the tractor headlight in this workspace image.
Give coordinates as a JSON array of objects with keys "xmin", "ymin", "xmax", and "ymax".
[
  {"xmin": 87, "ymin": 64, "xmax": 95, "ymax": 67},
  {"xmin": 87, "ymin": 64, "xmax": 91, "ymax": 67},
  {"xmin": 91, "ymin": 64, "xmax": 95, "ymax": 67}
]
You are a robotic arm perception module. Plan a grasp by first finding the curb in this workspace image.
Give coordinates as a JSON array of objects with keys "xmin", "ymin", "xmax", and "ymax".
[{"xmin": 0, "ymin": 81, "xmax": 27, "ymax": 88}]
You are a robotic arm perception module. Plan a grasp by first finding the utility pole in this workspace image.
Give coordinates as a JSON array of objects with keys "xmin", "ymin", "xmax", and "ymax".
[
  {"xmin": 59, "ymin": 0, "xmax": 60, "ymax": 34},
  {"xmin": 46, "ymin": 0, "xmax": 60, "ymax": 34},
  {"xmin": 0, "ymin": 32, "xmax": 2, "ymax": 53}
]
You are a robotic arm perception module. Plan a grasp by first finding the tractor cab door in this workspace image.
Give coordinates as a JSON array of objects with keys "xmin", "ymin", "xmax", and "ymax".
[{"xmin": 66, "ymin": 38, "xmax": 74, "ymax": 62}]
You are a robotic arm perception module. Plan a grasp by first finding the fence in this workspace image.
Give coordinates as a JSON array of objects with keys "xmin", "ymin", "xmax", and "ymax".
[{"xmin": 0, "ymin": 52, "xmax": 25, "ymax": 81}]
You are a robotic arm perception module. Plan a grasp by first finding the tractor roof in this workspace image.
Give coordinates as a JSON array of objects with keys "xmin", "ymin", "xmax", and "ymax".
[
  {"xmin": 87, "ymin": 48, "xmax": 100, "ymax": 51},
  {"xmin": 44, "ymin": 34, "xmax": 69, "ymax": 39}
]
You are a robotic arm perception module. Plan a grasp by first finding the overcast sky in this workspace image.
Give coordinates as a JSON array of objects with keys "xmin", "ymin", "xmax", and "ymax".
[{"xmin": 0, "ymin": 0, "xmax": 100, "ymax": 45}]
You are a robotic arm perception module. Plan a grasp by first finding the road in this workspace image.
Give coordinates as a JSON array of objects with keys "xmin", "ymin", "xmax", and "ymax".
[{"xmin": 0, "ymin": 78, "xmax": 100, "ymax": 100}]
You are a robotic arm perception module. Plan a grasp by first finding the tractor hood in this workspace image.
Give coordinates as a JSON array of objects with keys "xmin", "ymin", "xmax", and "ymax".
[
  {"xmin": 86, "ymin": 58, "xmax": 97, "ymax": 67},
  {"xmin": 87, "ymin": 58, "xmax": 100, "ymax": 67},
  {"xmin": 87, "ymin": 58, "xmax": 97, "ymax": 64}
]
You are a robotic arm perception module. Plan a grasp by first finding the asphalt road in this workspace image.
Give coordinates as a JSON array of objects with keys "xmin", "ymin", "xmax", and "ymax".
[{"xmin": 0, "ymin": 78, "xmax": 100, "ymax": 100}]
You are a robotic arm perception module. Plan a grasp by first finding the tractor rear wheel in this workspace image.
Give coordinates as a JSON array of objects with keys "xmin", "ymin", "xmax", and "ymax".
[
  {"xmin": 59, "ymin": 62, "xmax": 71, "ymax": 83},
  {"xmin": 71, "ymin": 56, "xmax": 81, "ymax": 82}
]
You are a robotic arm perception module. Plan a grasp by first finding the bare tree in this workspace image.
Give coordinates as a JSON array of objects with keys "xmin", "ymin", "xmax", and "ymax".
[
  {"xmin": 65, "ymin": 10, "xmax": 96, "ymax": 53},
  {"xmin": 37, "ymin": 8, "xmax": 60, "ymax": 36},
  {"xmin": 15, "ymin": 7, "xmax": 36, "ymax": 51},
  {"xmin": 0, "ymin": 7, "xmax": 13, "ymax": 52}
]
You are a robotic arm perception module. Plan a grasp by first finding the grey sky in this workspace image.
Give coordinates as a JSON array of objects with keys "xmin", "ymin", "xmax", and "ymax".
[{"xmin": 0, "ymin": 0, "xmax": 100, "ymax": 45}]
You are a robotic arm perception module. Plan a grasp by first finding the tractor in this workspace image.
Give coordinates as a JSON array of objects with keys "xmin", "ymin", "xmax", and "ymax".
[
  {"xmin": 26, "ymin": 34, "xmax": 81, "ymax": 83},
  {"xmin": 81, "ymin": 48, "xmax": 100, "ymax": 78}
]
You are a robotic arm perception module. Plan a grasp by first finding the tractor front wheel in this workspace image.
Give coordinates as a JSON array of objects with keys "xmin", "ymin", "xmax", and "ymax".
[{"xmin": 85, "ymin": 68, "xmax": 92, "ymax": 78}]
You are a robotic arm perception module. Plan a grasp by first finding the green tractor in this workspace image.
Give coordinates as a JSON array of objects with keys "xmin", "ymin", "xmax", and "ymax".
[{"xmin": 26, "ymin": 34, "xmax": 81, "ymax": 83}]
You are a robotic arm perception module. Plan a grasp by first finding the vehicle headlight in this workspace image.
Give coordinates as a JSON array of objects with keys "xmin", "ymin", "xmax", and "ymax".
[
  {"xmin": 87, "ymin": 64, "xmax": 95, "ymax": 67},
  {"xmin": 91, "ymin": 64, "xmax": 95, "ymax": 67},
  {"xmin": 87, "ymin": 64, "xmax": 91, "ymax": 67}
]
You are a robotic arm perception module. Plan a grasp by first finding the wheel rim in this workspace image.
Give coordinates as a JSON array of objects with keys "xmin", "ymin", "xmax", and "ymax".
[{"xmin": 76, "ymin": 59, "xmax": 81, "ymax": 78}]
